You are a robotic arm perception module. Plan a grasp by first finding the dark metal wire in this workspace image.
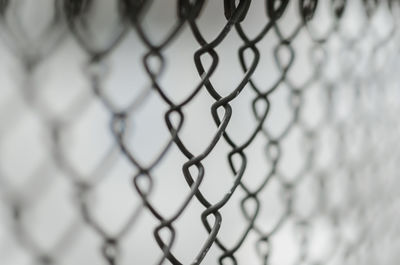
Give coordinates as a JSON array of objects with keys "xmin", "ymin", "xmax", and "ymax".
[{"xmin": 0, "ymin": 0, "xmax": 397, "ymax": 264}]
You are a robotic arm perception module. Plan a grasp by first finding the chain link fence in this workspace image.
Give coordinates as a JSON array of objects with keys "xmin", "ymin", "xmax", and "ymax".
[{"xmin": 0, "ymin": 0, "xmax": 399, "ymax": 264}]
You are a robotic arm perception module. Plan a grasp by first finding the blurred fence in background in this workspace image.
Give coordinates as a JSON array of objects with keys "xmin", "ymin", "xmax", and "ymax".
[{"xmin": 0, "ymin": 0, "xmax": 400, "ymax": 264}]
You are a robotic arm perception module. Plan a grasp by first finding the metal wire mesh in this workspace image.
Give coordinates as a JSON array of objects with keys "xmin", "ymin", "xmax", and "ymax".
[{"xmin": 0, "ymin": 0, "xmax": 399, "ymax": 264}]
